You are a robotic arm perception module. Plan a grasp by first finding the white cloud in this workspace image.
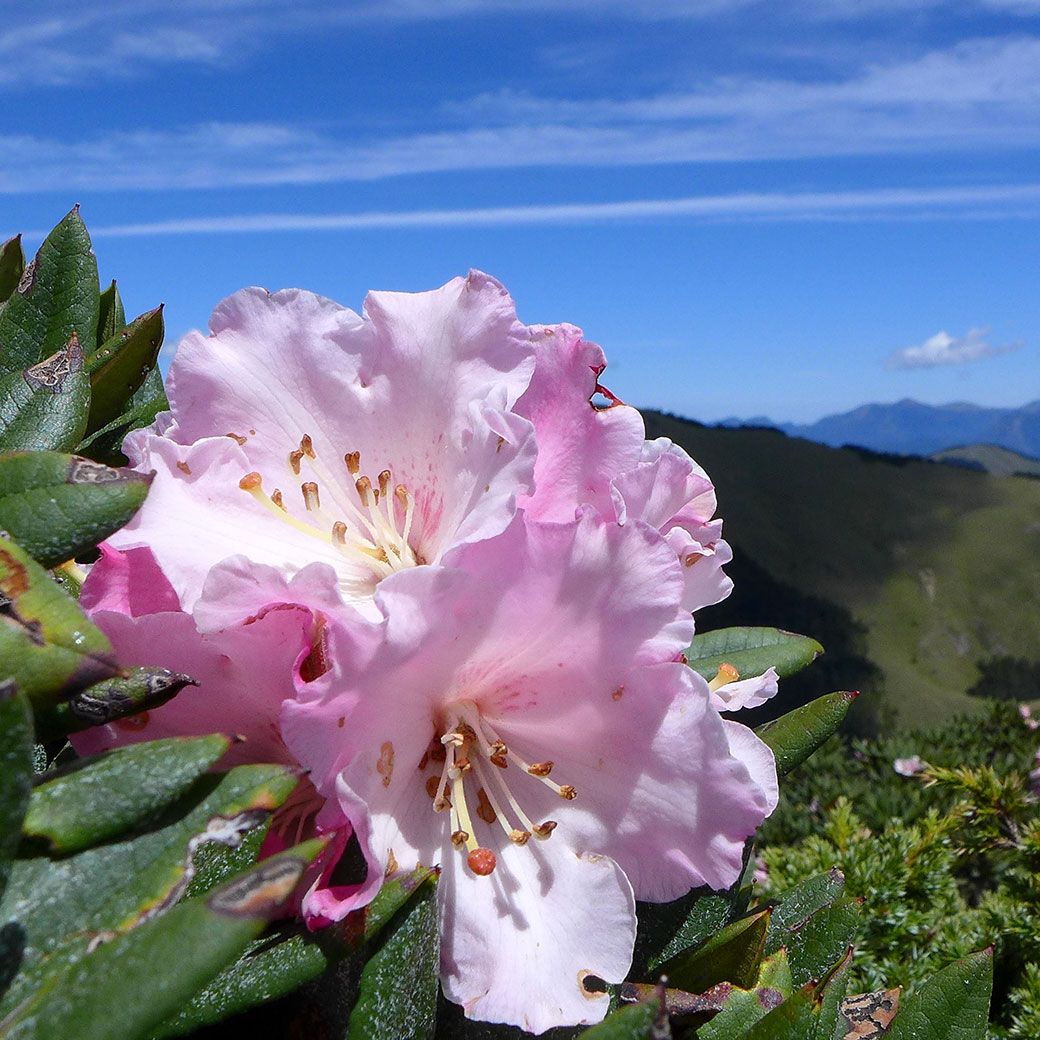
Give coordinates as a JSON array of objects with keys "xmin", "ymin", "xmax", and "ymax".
[
  {"xmin": 11, "ymin": 183, "xmax": 1037, "ymax": 241},
  {"xmin": 887, "ymin": 326, "xmax": 1025, "ymax": 368}
]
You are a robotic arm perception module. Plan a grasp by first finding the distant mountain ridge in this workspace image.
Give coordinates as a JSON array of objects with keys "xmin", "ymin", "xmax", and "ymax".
[{"xmin": 720, "ymin": 399, "xmax": 1040, "ymax": 459}]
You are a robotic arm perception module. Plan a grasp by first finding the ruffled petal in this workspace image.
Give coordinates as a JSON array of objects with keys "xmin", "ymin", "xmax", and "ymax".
[
  {"xmin": 70, "ymin": 605, "xmax": 314, "ymax": 767},
  {"xmin": 439, "ymin": 839, "xmax": 634, "ymax": 1033},
  {"xmin": 515, "ymin": 324, "xmax": 644, "ymax": 523},
  {"xmin": 80, "ymin": 545, "xmax": 181, "ymax": 617},
  {"xmin": 711, "ymin": 668, "xmax": 779, "ymax": 713}
]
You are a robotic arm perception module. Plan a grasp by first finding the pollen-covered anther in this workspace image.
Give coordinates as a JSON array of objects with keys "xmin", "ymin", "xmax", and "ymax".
[
  {"xmin": 527, "ymin": 761, "xmax": 553, "ymax": 777},
  {"xmin": 301, "ymin": 482, "xmax": 320, "ymax": 511},
  {"xmin": 271, "ymin": 489, "xmax": 286, "ymax": 511},
  {"xmin": 332, "ymin": 521, "xmax": 348, "ymax": 544},
  {"xmin": 509, "ymin": 829, "xmax": 532, "ymax": 846},
  {"xmin": 355, "ymin": 475, "xmax": 373, "ymax": 506},
  {"xmin": 300, "ymin": 434, "xmax": 316, "ymax": 459},
  {"xmin": 289, "ymin": 448, "xmax": 304, "ymax": 475},
  {"xmin": 344, "ymin": 451, "xmax": 360, "ymax": 476},
  {"xmin": 451, "ymin": 830, "xmax": 469, "ymax": 847},
  {"xmin": 378, "ymin": 470, "xmax": 392, "ymax": 497},
  {"xmin": 467, "ymin": 848, "xmax": 497, "ymax": 876},
  {"xmin": 708, "ymin": 662, "xmax": 741, "ymax": 692},
  {"xmin": 533, "ymin": 821, "xmax": 557, "ymax": 838},
  {"xmin": 557, "ymin": 785, "xmax": 577, "ymax": 801}
]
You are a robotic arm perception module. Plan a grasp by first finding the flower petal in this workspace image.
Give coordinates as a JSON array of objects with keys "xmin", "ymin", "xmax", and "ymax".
[
  {"xmin": 712, "ymin": 667, "xmax": 780, "ymax": 713},
  {"xmin": 70, "ymin": 605, "xmax": 314, "ymax": 767},
  {"xmin": 80, "ymin": 544, "xmax": 181, "ymax": 617},
  {"xmin": 515, "ymin": 324, "xmax": 644, "ymax": 523}
]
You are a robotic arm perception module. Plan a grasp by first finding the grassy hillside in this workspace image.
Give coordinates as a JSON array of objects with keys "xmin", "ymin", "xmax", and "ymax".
[
  {"xmin": 931, "ymin": 443, "xmax": 1040, "ymax": 478},
  {"xmin": 643, "ymin": 412, "xmax": 1040, "ymax": 731}
]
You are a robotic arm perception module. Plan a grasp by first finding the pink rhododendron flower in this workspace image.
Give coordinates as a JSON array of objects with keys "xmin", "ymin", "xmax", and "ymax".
[
  {"xmin": 706, "ymin": 663, "xmax": 780, "ymax": 713},
  {"xmin": 515, "ymin": 323, "xmax": 734, "ymax": 614},
  {"xmin": 105, "ymin": 272, "xmax": 537, "ymax": 626},
  {"xmin": 281, "ymin": 512, "xmax": 777, "ymax": 1033}
]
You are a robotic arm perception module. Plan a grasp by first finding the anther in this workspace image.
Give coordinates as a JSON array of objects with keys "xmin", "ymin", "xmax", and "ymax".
[
  {"xmin": 300, "ymin": 434, "xmax": 316, "ymax": 459},
  {"xmin": 527, "ymin": 761, "xmax": 553, "ymax": 777},
  {"xmin": 239, "ymin": 472, "xmax": 262, "ymax": 491},
  {"xmin": 345, "ymin": 451, "xmax": 360, "ymax": 476},
  {"xmin": 451, "ymin": 830, "xmax": 469, "ymax": 847},
  {"xmin": 467, "ymin": 848, "xmax": 497, "ymax": 876},
  {"xmin": 509, "ymin": 829, "xmax": 532, "ymax": 846},
  {"xmin": 332, "ymin": 521, "xmax": 347, "ymax": 544},
  {"xmin": 557, "ymin": 785, "xmax": 577, "ymax": 800},
  {"xmin": 302, "ymin": 482, "xmax": 320, "ymax": 511},
  {"xmin": 355, "ymin": 476, "xmax": 372, "ymax": 505},
  {"xmin": 378, "ymin": 470, "xmax": 392, "ymax": 497},
  {"xmin": 455, "ymin": 757, "xmax": 474, "ymax": 775},
  {"xmin": 271, "ymin": 489, "xmax": 286, "ymax": 511},
  {"xmin": 533, "ymin": 821, "xmax": 557, "ymax": 838},
  {"xmin": 709, "ymin": 662, "xmax": 741, "ymax": 692},
  {"xmin": 289, "ymin": 449, "xmax": 304, "ymax": 475},
  {"xmin": 425, "ymin": 776, "xmax": 440, "ymax": 799}
]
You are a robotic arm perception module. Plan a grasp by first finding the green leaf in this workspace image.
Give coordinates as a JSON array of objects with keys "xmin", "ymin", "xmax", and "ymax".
[
  {"xmin": 1, "ymin": 841, "xmax": 325, "ymax": 1040},
  {"xmin": 814, "ymin": 949, "xmax": 852, "ymax": 1040},
  {"xmin": 85, "ymin": 305, "xmax": 164, "ymax": 434},
  {"xmin": 764, "ymin": 869, "xmax": 846, "ymax": 958},
  {"xmin": 0, "ymin": 235, "xmax": 25, "ymax": 305},
  {"xmin": 686, "ymin": 627, "xmax": 824, "ymax": 683},
  {"xmin": 96, "ymin": 281, "xmax": 125, "ymax": 348},
  {"xmin": 77, "ymin": 365, "xmax": 168, "ymax": 467},
  {"xmin": 22, "ymin": 735, "xmax": 230, "ymax": 855},
  {"xmin": 0, "ymin": 335, "xmax": 91, "ymax": 453},
  {"xmin": 755, "ymin": 691, "xmax": 857, "ymax": 778},
  {"xmin": 781, "ymin": 898, "xmax": 860, "ymax": 991},
  {"xmin": 346, "ymin": 872, "xmax": 439, "ymax": 1040},
  {"xmin": 156, "ymin": 866, "xmax": 440, "ymax": 1037},
  {"xmin": 0, "ymin": 207, "xmax": 99, "ymax": 375},
  {"xmin": 886, "ymin": 948, "xmax": 993, "ymax": 1040},
  {"xmin": 743, "ymin": 983, "xmax": 819, "ymax": 1040},
  {"xmin": 658, "ymin": 907, "xmax": 771, "ymax": 993},
  {"xmin": 579, "ymin": 996, "xmax": 663, "ymax": 1039},
  {"xmin": 0, "ymin": 536, "xmax": 118, "ymax": 707},
  {"xmin": 0, "ymin": 450, "xmax": 151, "ymax": 567},
  {"xmin": 697, "ymin": 949, "xmax": 794, "ymax": 1040},
  {"xmin": 0, "ymin": 762, "xmax": 299, "ymax": 1019},
  {"xmin": 0, "ymin": 682, "xmax": 33, "ymax": 902},
  {"xmin": 32, "ymin": 665, "xmax": 196, "ymax": 741}
]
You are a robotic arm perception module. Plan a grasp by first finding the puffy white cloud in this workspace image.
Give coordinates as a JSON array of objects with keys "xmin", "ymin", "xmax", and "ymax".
[{"xmin": 887, "ymin": 327, "xmax": 1024, "ymax": 368}]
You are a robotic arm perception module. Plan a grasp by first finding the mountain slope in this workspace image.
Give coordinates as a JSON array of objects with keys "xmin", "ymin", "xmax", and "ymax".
[{"xmin": 642, "ymin": 411, "xmax": 1040, "ymax": 731}]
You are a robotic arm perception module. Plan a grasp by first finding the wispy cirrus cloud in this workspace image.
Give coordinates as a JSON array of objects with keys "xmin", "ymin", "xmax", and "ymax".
[
  {"xmin": 887, "ymin": 326, "xmax": 1025, "ymax": 368},
  {"xmin": 15, "ymin": 183, "xmax": 1039, "ymax": 241}
]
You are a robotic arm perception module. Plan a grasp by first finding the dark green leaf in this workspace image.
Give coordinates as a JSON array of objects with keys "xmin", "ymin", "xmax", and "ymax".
[
  {"xmin": 157, "ymin": 866, "xmax": 440, "ymax": 1037},
  {"xmin": 85, "ymin": 305, "xmax": 164, "ymax": 434},
  {"xmin": 0, "ymin": 762, "xmax": 299, "ymax": 1019},
  {"xmin": 0, "ymin": 207, "xmax": 99, "ymax": 375},
  {"xmin": 579, "ymin": 996, "xmax": 662, "ymax": 1039},
  {"xmin": 658, "ymin": 907, "xmax": 770, "ymax": 993},
  {"xmin": 764, "ymin": 869, "xmax": 846, "ymax": 957},
  {"xmin": 32, "ymin": 665, "xmax": 195, "ymax": 741},
  {"xmin": 755, "ymin": 691, "xmax": 857, "ymax": 778},
  {"xmin": 22, "ymin": 734, "xmax": 230, "ymax": 854},
  {"xmin": 782, "ymin": 898, "xmax": 861, "ymax": 991},
  {"xmin": 814, "ymin": 948, "xmax": 852, "ymax": 1040},
  {"xmin": 0, "ymin": 682, "xmax": 32, "ymax": 902},
  {"xmin": 0, "ymin": 450, "xmax": 151, "ymax": 567},
  {"xmin": 0, "ymin": 335, "xmax": 91, "ymax": 453},
  {"xmin": 96, "ymin": 281, "xmax": 125, "ymax": 348},
  {"xmin": 697, "ymin": 950, "xmax": 793, "ymax": 1040},
  {"xmin": 886, "ymin": 948, "xmax": 993, "ymax": 1040},
  {"xmin": 0, "ymin": 536, "xmax": 118, "ymax": 708},
  {"xmin": 2, "ymin": 841, "xmax": 324, "ymax": 1040},
  {"xmin": 743, "ymin": 983, "xmax": 818, "ymax": 1040},
  {"xmin": 346, "ymin": 873, "xmax": 439, "ymax": 1040},
  {"xmin": 77, "ymin": 365, "xmax": 168, "ymax": 467},
  {"xmin": 686, "ymin": 627, "xmax": 823, "ymax": 683},
  {"xmin": 0, "ymin": 235, "xmax": 25, "ymax": 305}
]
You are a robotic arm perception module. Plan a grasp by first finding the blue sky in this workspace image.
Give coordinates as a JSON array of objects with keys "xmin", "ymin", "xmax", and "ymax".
[{"xmin": 3, "ymin": 0, "xmax": 1039, "ymax": 423}]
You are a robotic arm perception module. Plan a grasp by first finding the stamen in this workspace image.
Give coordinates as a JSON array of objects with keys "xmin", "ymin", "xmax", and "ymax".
[
  {"xmin": 332, "ymin": 521, "xmax": 348, "ymax": 544},
  {"xmin": 289, "ymin": 449, "xmax": 304, "ymax": 475},
  {"xmin": 481, "ymin": 716, "xmax": 579, "ymax": 802},
  {"xmin": 302, "ymin": 482, "xmax": 320, "ymax": 511},
  {"xmin": 378, "ymin": 470, "xmax": 392, "ymax": 497},
  {"xmin": 709, "ymin": 662, "xmax": 741, "ymax": 692},
  {"xmin": 356, "ymin": 476, "xmax": 372, "ymax": 506},
  {"xmin": 300, "ymin": 434, "xmax": 316, "ymax": 459},
  {"xmin": 271, "ymin": 489, "xmax": 286, "ymax": 511},
  {"xmin": 345, "ymin": 451, "xmax": 360, "ymax": 476}
]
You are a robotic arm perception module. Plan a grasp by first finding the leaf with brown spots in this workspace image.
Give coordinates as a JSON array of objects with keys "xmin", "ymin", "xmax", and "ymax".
[
  {"xmin": 840, "ymin": 988, "xmax": 900, "ymax": 1038},
  {"xmin": 0, "ymin": 535, "xmax": 118, "ymax": 707},
  {"xmin": 0, "ymin": 449, "xmax": 151, "ymax": 567},
  {"xmin": 0, "ymin": 334, "xmax": 91, "ymax": 453}
]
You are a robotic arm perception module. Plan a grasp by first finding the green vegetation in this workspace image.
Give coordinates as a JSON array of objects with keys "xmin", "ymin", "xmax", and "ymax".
[{"xmin": 643, "ymin": 412, "xmax": 1040, "ymax": 730}]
